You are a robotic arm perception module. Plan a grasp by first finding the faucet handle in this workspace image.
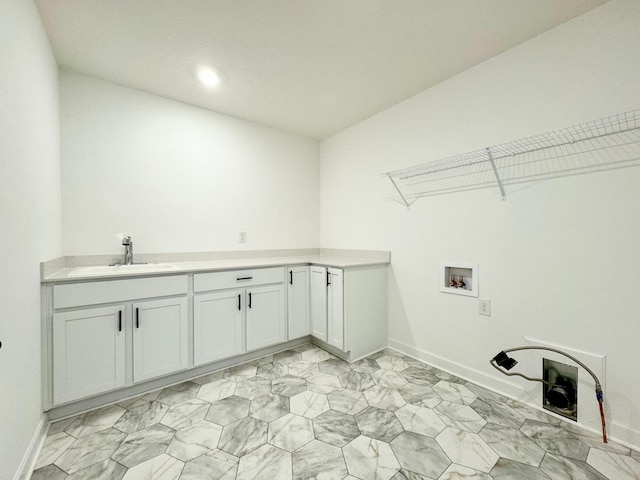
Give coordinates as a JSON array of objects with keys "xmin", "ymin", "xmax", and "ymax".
[{"xmin": 122, "ymin": 236, "xmax": 132, "ymax": 246}]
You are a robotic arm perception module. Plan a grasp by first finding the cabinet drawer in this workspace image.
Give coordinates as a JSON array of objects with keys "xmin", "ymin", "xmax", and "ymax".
[
  {"xmin": 194, "ymin": 267, "xmax": 284, "ymax": 292},
  {"xmin": 54, "ymin": 275, "xmax": 188, "ymax": 309}
]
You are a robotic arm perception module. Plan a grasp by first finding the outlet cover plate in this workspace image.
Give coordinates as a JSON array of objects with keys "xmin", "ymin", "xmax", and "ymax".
[{"xmin": 479, "ymin": 299, "xmax": 491, "ymax": 316}]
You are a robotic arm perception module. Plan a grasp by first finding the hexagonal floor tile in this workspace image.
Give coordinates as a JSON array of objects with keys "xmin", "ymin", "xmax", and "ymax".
[
  {"xmin": 433, "ymin": 381, "xmax": 477, "ymax": 405},
  {"xmin": 375, "ymin": 355, "xmax": 409, "ymax": 372},
  {"xmin": 111, "ymin": 424, "xmax": 176, "ymax": 469},
  {"xmin": 236, "ymin": 444, "xmax": 292, "ymax": 480},
  {"xmin": 292, "ymin": 439, "xmax": 347, "ymax": 480},
  {"xmin": 400, "ymin": 367, "xmax": 440, "ymax": 387},
  {"xmin": 206, "ymin": 396, "xmax": 251, "ymax": 426},
  {"xmin": 290, "ymin": 390, "xmax": 330, "ymax": 418},
  {"xmin": 307, "ymin": 372, "xmax": 342, "ymax": 394},
  {"xmin": 390, "ymin": 431, "xmax": 451, "ymax": 479},
  {"xmin": 328, "ymin": 388, "xmax": 369, "ymax": 415},
  {"xmin": 355, "ymin": 407, "xmax": 404, "ymax": 442},
  {"xmin": 121, "ymin": 454, "xmax": 183, "ymax": 480},
  {"xmin": 196, "ymin": 379, "xmax": 236, "ymax": 403},
  {"xmin": 64, "ymin": 404, "xmax": 126, "ymax": 438},
  {"xmin": 395, "ymin": 404, "xmax": 446, "ymax": 437},
  {"xmin": 249, "ymin": 393, "xmax": 290, "ymax": 422},
  {"xmin": 433, "ymin": 401, "xmax": 486, "ymax": 434},
  {"xmin": 218, "ymin": 417, "xmax": 268, "ymax": 457},
  {"xmin": 271, "ymin": 375, "xmax": 307, "ymax": 397},
  {"xmin": 397, "ymin": 383, "xmax": 442, "ymax": 409},
  {"xmin": 166, "ymin": 420, "xmax": 223, "ymax": 462},
  {"xmin": 339, "ymin": 371, "xmax": 375, "ymax": 391},
  {"xmin": 234, "ymin": 376, "xmax": 272, "ymax": 400},
  {"xmin": 439, "ymin": 463, "xmax": 492, "ymax": 480},
  {"xmin": 156, "ymin": 381, "xmax": 200, "ymax": 406},
  {"xmin": 312, "ymin": 410, "xmax": 360, "ymax": 447},
  {"xmin": 267, "ymin": 413, "xmax": 314, "ymax": 452},
  {"xmin": 288, "ymin": 361, "xmax": 320, "ymax": 378},
  {"xmin": 343, "ymin": 435, "xmax": 400, "ymax": 480},
  {"xmin": 114, "ymin": 401, "xmax": 169, "ymax": 434},
  {"xmin": 479, "ymin": 423, "xmax": 545, "ymax": 467},
  {"xmin": 371, "ymin": 369, "xmax": 409, "ymax": 389},
  {"xmin": 435, "ymin": 427, "xmax": 499, "ymax": 473},
  {"xmin": 160, "ymin": 398, "xmax": 210, "ymax": 430},
  {"xmin": 222, "ymin": 364, "xmax": 258, "ymax": 382},
  {"xmin": 469, "ymin": 397, "xmax": 525, "ymax": 429},
  {"xmin": 180, "ymin": 449, "xmax": 239, "ymax": 480},
  {"xmin": 318, "ymin": 358, "xmax": 351, "ymax": 376},
  {"xmin": 301, "ymin": 348, "xmax": 334, "ymax": 363},
  {"xmin": 273, "ymin": 350, "xmax": 302, "ymax": 365},
  {"xmin": 364, "ymin": 385, "xmax": 406, "ymax": 411},
  {"xmin": 350, "ymin": 358, "xmax": 381, "ymax": 374}
]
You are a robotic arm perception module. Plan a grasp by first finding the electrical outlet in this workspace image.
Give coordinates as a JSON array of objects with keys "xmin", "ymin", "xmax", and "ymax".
[
  {"xmin": 479, "ymin": 299, "xmax": 491, "ymax": 316},
  {"xmin": 239, "ymin": 231, "xmax": 246, "ymax": 243}
]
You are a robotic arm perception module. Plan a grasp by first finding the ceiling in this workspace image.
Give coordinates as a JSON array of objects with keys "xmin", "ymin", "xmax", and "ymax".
[{"xmin": 35, "ymin": 0, "xmax": 608, "ymax": 140}]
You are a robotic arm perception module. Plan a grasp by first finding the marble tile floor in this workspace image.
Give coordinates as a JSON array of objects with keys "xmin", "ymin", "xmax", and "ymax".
[{"xmin": 32, "ymin": 344, "xmax": 640, "ymax": 480}]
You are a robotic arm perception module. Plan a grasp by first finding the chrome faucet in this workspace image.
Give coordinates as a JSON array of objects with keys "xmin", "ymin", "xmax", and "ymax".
[{"xmin": 122, "ymin": 236, "xmax": 133, "ymax": 265}]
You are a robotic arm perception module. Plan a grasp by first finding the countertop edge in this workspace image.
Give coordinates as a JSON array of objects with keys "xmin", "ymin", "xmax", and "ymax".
[{"xmin": 42, "ymin": 254, "xmax": 390, "ymax": 283}]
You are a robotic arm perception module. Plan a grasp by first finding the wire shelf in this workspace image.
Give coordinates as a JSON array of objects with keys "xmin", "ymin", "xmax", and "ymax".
[{"xmin": 384, "ymin": 109, "xmax": 640, "ymax": 207}]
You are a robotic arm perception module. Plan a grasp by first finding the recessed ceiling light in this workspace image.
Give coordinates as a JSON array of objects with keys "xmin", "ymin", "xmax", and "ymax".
[{"xmin": 197, "ymin": 67, "xmax": 220, "ymax": 88}]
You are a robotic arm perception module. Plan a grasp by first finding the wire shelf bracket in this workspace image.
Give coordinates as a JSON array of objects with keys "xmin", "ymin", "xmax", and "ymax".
[{"xmin": 384, "ymin": 108, "xmax": 640, "ymax": 207}]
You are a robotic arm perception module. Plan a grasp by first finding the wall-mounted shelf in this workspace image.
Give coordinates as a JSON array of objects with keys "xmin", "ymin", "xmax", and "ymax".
[{"xmin": 385, "ymin": 109, "xmax": 640, "ymax": 207}]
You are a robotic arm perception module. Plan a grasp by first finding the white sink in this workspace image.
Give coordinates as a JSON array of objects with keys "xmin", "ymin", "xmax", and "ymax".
[{"xmin": 67, "ymin": 263, "xmax": 181, "ymax": 277}]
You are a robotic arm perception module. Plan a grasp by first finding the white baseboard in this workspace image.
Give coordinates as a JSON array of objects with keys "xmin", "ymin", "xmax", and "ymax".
[
  {"xmin": 387, "ymin": 337, "xmax": 524, "ymax": 399},
  {"xmin": 388, "ymin": 337, "xmax": 640, "ymax": 453},
  {"xmin": 13, "ymin": 413, "xmax": 49, "ymax": 480}
]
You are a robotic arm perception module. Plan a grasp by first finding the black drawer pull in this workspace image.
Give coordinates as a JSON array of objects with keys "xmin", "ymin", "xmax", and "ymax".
[
  {"xmin": 237, "ymin": 276, "xmax": 253, "ymax": 281},
  {"xmin": 248, "ymin": 292, "xmax": 252, "ymax": 309},
  {"xmin": 136, "ymin": 308, "xmax": 139, "ymax": 328},
  {"xmin": 289, "ymin": 270, "xmax": 293, "ymax": 285},
  {"xmin": 327, "ymin": 271, "xmax": 331, "ymax": 286},
  {"xmin": 118, "ymin": 310, "xmax": 122, "ymax": 332},
  {"xmin": 238, "ymin": 294, "xmax": 241, "ymax": 311}
]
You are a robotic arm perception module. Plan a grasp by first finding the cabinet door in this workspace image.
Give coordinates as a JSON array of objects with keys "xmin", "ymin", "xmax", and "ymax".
[
  {"xmin": 327, "ymin": 268, "xmax": 344, "ymax": 350},
  {"xmin": 53, "ymin": 305, "xmax": 125, "ymax": 404},
  {"xmin": 133, "ymin": 297, "xmax": 188, "ymax": 382},
  {"xmin": 246, "ymin": 284, "xmax": 286, "ymax": 351},
  {"xmin": 287, "ymin": 266, "xmax": 310, "ymax": 340},
  {"xmin": 194, "ymin": 289, "xmax": 244, "ymax": 366},
  {"xmin": 310, "ymin": 266, "xmax": 328, "ymax": 342}
]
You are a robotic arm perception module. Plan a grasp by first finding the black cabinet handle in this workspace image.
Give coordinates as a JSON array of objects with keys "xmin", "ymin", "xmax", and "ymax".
[
  {"xmin": 327, "ymin": 271, "xmax": 331, "ymax": 286},
  {"xmin": 238, "ymin": 294, "xmax": 241, "ymax": 311},
  {"xmin": 118, "ymin": 310, "xmax": 122, "ymax": 332},
  {"xmin": 248, "ymin": 292, "xmax": 252, "ymax": 309},
  {"xmin": 289, "ymin": 270, "xmax": 293, "ymax": 285},
  {"xmin": 237, "ymin": 276, "xmax": 253, "ymax": 281},
  {"xmin": 136, "ymin": 307, "xmax": 139, "ymax": 328}
]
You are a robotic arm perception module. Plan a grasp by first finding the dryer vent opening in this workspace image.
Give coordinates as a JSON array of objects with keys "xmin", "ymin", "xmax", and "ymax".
[{"xmin": 543, "ymin": 358, "xmax": 578, "ymax": 421}]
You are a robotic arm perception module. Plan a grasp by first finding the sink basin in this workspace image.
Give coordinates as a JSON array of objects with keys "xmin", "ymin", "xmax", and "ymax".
[{"xmin": 67, "ymin": 263, "xmax": 181, "ymax": 277}]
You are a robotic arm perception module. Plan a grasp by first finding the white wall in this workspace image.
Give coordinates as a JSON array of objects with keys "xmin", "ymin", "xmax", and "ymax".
[
  {"xmin": 60, "ymin": 71, "xmax": 320, "ymax": 256},
  {"xmin": 320, "ymin": 0, "xmax": 640, "ymax": 447},
  {"xmin": 0, "ymin": 0, "xmax": 61, "ymax": 477}
]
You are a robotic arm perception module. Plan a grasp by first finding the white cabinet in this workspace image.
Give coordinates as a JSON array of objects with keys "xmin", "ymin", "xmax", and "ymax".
[
  {"xmin": 133, "ymin": 297, "xmax": 188, "ymax": 382},
  {"xmin": 246, "ymin": 284, "xmax": 286, "ymax": 351},
  {"xmin": 310, "ymin": 266, "xmax": 328, "ymax": 341},
  {"xmin": 287, "ymin": 266, "xmax": 310, "ymax": 340},
  {"xmin": 53, "ymin": 305, "xmax": 126, "ymax": 405},
  {"xmin": 310, "ymin": 267, "xmax": 344, "ymax": 350},
  {"xmin": 193, "ymin": 289, "xmax": 243, "ymax": 366},
  {"xmin": 49, "ymin": 275, "xmax": 188, "ymax": 405},
  {"xmin": 327, "ymin": 268, "xmax": 344, "ymax": 350},
  {"xmin": 193, "ymin": 268, "xmax": 286, "ymax": 362}
]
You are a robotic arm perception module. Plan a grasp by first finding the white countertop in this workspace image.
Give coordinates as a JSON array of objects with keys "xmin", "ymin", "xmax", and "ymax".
[{"xmin": 42, "ymin": 254, "xmax": 389, "ymax": 283}]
